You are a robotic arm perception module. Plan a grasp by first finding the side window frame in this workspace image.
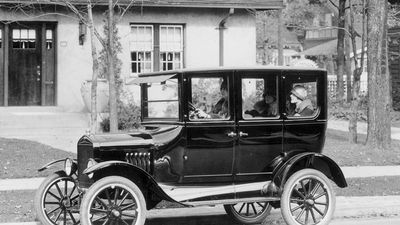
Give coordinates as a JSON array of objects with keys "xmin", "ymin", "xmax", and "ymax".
[
  {"xmin": 186, "ymin": 72, "xmax": 232, "ymax": 121},
  {"xmin": 239, "ymin": 73, "xmax": 280, "ymax": 121},
  {"xmin": 284, "ymin": 73, "xmax": 320, "ymax": 120}
]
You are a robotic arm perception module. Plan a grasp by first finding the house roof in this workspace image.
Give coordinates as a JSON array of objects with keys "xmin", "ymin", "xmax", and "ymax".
[
  {"xmin": 2, "ymin": 0, "xmax": 284, "ymax": 9},
  {"xmin": 299, "ymin": 37, "xmax": 364, "ymax": 57}
]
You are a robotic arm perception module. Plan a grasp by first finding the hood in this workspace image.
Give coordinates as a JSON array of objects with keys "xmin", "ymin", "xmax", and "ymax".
[{"xmin": 88, "ymin": 125, "xmax": 182, "ymax": 149}]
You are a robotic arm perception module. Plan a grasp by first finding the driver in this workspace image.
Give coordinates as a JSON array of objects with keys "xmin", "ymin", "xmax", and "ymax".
[{"xmin": 211, "ymin": 80, "xmax": 229, "ymax": 118}]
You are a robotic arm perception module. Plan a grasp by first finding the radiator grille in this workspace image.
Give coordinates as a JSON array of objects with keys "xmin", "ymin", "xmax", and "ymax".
[{"xmin": 125, "ymin": 152, "xmax": 151, "ymax": 173}]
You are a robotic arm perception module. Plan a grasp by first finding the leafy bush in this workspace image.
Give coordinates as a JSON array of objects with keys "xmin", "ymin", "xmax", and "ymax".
[
  {"xmin": 100, "ymin": 101, "xmax": 141, "ymax": 132},
  {"xmin": 328, "ymin": 95, "xmax": 368, "ymax": 121}
]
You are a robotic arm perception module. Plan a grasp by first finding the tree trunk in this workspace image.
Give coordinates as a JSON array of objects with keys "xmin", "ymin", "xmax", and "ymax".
[
  {"xmin": 108, "ymin": 0, "xmax": 118, "ymax": 132},
  {"xmin": 336, "ymin": 0, "xmax": 346, "ymax": 105},
  {"xmin": 345, "ymin": 11, "xmax": 352, "ymax": 103},
  {"xmin": 88, "ymin": 3, "xmax": 98, "ymax": 134},
  {"xmin": 366, "ymin": 0, "xmax": 391, "ymax": 149},
  {"xmin": 277, "ymin": 9, "xmax": 283, "ymax": 66},
  {"xmin": 349, "ymin": 68, "xmax": 362, "ymax": 143}
]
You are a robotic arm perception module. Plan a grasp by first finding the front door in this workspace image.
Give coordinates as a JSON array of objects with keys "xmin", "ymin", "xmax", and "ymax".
[
  {"xmin": 235, "ymin": 71, "xmax": 283, "ymax": 186},
  {"xmin": 7, "ymin": 22, "xmax": 56, "ymax": 106},
  {"xmin": 183, "ymin": 72, "xmax": 235, "ymax": 184}
]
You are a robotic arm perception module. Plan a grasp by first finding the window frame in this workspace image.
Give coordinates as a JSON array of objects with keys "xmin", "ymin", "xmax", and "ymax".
[
  {"xmin": 129, "ymin": 23, "xmax": 185, "ymax": 76},
  {"xmin": 239, "ymin": 73, "xmax": 280, "ymax": 121},
  {"xmin": 187, "ymin": 73, "xmax": 232, "ymax": 121},
  {"xmin": 284, "ymin": 73, "xmax": 320, "ymax": 120}
]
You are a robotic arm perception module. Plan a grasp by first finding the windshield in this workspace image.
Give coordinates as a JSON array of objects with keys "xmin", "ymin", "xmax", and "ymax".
[{"xmin": 142, "ymin": 78, "xmax": 179, "ymax": 119}]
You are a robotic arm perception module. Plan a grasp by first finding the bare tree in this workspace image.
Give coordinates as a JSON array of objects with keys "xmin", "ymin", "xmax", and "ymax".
[
  {"xmin": 366, "ymin": 0, "xmax": 391, "ymax": 149},
  {"xmin": 107, "ymin": 0, "xmax": 118, "ymax": 133},
  {"xmin": 348, "ymin": 0, "xmax": 366, "ymax": 143},
  {"xmin": 336, "ymin": 0, "xmax": 346, "ymax": 105}
]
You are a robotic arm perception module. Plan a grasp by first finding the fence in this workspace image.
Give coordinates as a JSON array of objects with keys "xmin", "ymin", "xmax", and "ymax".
[{"xmin": 328, "ymin": 74, "xmax": 368, "ymax": 98}]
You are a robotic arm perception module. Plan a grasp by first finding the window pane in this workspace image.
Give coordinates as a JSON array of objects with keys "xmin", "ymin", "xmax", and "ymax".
[
  {"xmin": 12, "ymin": 29, "xmax": 20, "ymax": 39},
  {"xmin": 28, "ymin": 29, "xmax": 36, "ymax": 39},
  {"xmin": 242, "ymin": 76, "xmax": 278, "ymax": 119},
  {"xmin": 287, "ymin": 77, "xmax": 318, "ymax": 117},
  {"xmin": 146, "ymin": 78, "xmax": 179, "ymax": 119},
  {"xmin": 190, "ymin": 76, "xmax": 229, "ymax": 120}
]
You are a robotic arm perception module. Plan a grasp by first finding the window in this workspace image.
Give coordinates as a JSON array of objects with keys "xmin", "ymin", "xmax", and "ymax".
[
  {"xmin": 286, "ymin": 76, "xmax": 318, "ymax": 118},
  {"xmin": 130, "ymin": 24, "xmax": 184, "ymax": 75},
  {"xmin": 12, "ymin": 29, "xmax": 36, "ymax": 49},
  {"xmin": 160, "ymin": 25, "xmax": 183, "ymax": 71},
  {"xmin": 46, "ymin": 29, "xmax": 53, "ymax": 50},
  {"xmin": 144, "ymin": 78, "xmax": 179, "ymax": 119},
  {"xmin": 189, "ymin": 75, "xmax": 229, "ymax": 120},
  {"xmin": 130, "ymin": 25, "xmax": 153, "ymax": 74},
  {"xmin": 242, "ymin": 76, "xmax": 278, "ymax": 119}
]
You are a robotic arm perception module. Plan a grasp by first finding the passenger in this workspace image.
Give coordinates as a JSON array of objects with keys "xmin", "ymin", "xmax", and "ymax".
[
  {"xmin": 245, "ymin": 91, "xmax": 278, "ymax": 117},
  {"xmin": 211, "ymin": 80, "xmax": 229, "ymax": 118},
  {"xmin": 289, "ymin": 85, "xmax": 314, "ymax": 116}
]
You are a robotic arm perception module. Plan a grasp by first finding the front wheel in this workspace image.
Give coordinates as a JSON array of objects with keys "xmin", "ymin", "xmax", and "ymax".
[
  {"xmin": 80, "ymin": 176, "xmax": 146, "ymax": 225},
  {"xmin": 281, "ymin": 169, "xmax": 336, "ymax": 225},
  {"xmin": 34, "ymin": 171, "xmax": 81, "ymax": 225},
  {"xmin": 224, "ymin": 202, "xmax": 272, "ymax": 224}
]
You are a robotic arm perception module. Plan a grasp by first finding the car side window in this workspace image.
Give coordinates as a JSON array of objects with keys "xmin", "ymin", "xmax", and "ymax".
[
  {"xmin": 189, "ymin": 75, "xmax": 230, "ymax": 120},
  {"xmin": 286, "ymin": 76, "xmax": 318, "ymax": 118},
  {"xmin": 242, "ymin": 76, "xmax": 278, "ymax": 119}
]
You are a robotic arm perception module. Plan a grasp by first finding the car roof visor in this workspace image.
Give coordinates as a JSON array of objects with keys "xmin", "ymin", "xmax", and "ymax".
[{"xmin": 127, "ymin": 74, "xmax": 176, "ymax": 85}]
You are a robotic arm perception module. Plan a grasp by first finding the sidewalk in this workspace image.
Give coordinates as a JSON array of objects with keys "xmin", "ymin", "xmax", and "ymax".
[{"xmin": 0, "ymin": 107, "xmax": 88, "ymax": 153}]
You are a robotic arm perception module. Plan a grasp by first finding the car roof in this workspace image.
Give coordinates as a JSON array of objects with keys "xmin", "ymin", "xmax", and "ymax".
[{"xmin": 137, "ymin": 66, "xmax": 326, "ymax": 77}]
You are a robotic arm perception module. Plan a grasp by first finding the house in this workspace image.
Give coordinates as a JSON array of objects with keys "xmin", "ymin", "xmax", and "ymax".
[{"xmin": 0, "ymin": 0, "xmax": 284, "ymax": 112}]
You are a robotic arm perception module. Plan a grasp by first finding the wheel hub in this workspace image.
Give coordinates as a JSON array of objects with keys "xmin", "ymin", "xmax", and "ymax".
[
  {"xmin": 111, "ymin": 209, "xmax": 121, "ymax": 217},
  {"xmin": 304, "ymin": 198, "xmax": 314, "ymax": 208},
  {"xmin": 60, "ymin": 196, "xmax": 71, "ymax": 209}
]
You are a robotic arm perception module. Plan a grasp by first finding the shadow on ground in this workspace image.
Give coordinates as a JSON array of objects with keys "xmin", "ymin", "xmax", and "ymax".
[{"xmin": 146, "ymin": 215, "xmax": 238, "ymax": 225}]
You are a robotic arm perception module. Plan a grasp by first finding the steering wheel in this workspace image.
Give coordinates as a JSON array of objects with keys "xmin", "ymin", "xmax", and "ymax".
[{"xmin": 188, "ymin": 102, "xmax": 210, "ymax": 119}]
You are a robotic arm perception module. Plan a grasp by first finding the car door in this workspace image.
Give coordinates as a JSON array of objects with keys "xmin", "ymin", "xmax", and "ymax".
[
  {"xmin": 183, "ymin": 71, "xmax": 235, "ymax": 184},
  {"xmin": 235, "ymin": 71, "xmax": 283, "ymax": 185},
  {"xmin": 282, "ymin": 70, "xmax": 327, "ymax": 155}
]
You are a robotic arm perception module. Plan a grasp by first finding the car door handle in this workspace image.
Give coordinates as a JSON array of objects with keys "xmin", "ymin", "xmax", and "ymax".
[
  {"xmin": 227, "ymin": 131, "xmax": 237, "ymax": 137},
  {"xmin": 239, "ymin": 131, "xmax": 248, "ymax": 137}
]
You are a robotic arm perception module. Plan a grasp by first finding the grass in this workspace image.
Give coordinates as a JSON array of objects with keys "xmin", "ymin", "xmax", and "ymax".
[
  {"xmin": 0, "ymin": 137, "xmax": 76, "ymax": 179},
  {"xmin": 323, "ymin": 129, "xmax": 400, "ymax": 166}
]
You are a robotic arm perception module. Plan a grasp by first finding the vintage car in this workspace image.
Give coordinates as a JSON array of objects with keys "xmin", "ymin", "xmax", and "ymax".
[{"xmin": 35, "ymin": 67, "xmax": 347, "ymax": 225}]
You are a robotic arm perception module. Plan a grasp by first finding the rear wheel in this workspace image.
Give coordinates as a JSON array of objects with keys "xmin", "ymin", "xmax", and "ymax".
[
  {"xmin": 34, "ymin": 172, "xmax": 80, "ymax": 225},
  {"xmin": 80, "ymin": 176, "xmax": 146, "ymax": 225},
  {"xmin": 224, "ymin": 202, "xmax": 272, "ymax": 224},
  {"xmin": 281, "ymin": 169, "xmax": 335, "ymax": 225}
]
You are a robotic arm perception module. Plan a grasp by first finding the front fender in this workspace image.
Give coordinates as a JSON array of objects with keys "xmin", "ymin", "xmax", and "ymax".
[
  {"xmin": 272, "ymin": 152, "xmax": 347, "ymax": 189},
  {"xmin": 84, "ymin": 160, "xmax": 178, "ymax": 206},
  {"xmin": 38, "ymin": 158, "xmax": 76, "ymax": 172}
]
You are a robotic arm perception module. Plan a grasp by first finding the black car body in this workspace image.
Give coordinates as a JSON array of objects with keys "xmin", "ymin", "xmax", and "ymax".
[{"xmin": 36, "ymin": 67, "xmax": 347, "ymax": 225}]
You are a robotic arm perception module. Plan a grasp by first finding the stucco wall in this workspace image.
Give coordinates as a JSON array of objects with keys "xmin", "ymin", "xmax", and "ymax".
[{"xmin": 1, "ymin": 6, "xmax": 257, "ymax": 112}]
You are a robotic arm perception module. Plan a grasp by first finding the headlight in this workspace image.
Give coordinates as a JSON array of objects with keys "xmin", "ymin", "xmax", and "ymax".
[
  {"xmin": 64, "ymin": 158, "xmax": 73, "ymax": 176},
  {"xmin": 87, "ymin": 158, "xmax": 97, "ymax": 179}
]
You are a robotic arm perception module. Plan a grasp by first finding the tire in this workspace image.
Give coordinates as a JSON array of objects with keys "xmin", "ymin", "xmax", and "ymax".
[
  {"xmin": 281, "ymin": 169, "xmax": 336, "ymax": 225},
  {"xmin": 80, "ymin": 176, "xmax": 146, "ymax": 225},
  {"xmin": 34, "ymin": 171, "xmax": 81, "ymax": 225},
  {"xmin": 224, "ymin": 202, "xmax": 272, "ymax": 224}
]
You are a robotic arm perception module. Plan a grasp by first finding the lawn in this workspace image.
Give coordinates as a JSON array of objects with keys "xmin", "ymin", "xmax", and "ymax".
[
  {"xmin": 0, "ymin": 137, "xmax": 76, "ymax": 179},
  {"xmin": 323, "ymin": 129, "xmax": 400, "ymax": 166},
  {"xmin": 0, "ymin": 128, "xmax": 400, "ymax": 179}
]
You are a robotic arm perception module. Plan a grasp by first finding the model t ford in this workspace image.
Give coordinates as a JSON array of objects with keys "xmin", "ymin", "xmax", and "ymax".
[{"xmin": 35, "ymin": 67, "xmax": 347, "ymax": 225}]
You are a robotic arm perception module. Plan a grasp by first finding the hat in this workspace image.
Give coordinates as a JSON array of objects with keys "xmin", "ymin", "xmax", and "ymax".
[{"xmin": 291, "ymin": 85, "xmax": 307, "ymax": 100}]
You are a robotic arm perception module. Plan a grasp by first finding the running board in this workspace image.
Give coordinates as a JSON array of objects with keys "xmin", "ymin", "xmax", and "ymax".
[{"xmin": 185, "ymin": 197, "xmax": 280, "ymax": 207}]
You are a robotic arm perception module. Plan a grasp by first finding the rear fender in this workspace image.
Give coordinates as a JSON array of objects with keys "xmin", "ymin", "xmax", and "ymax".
[
  {"xmin": 272, "ymin": 153, "xmax": 347, "ymax": 191},
  {"xmin": 83, "ymin": 161, "xmax": 179, "ymax": 209}
]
